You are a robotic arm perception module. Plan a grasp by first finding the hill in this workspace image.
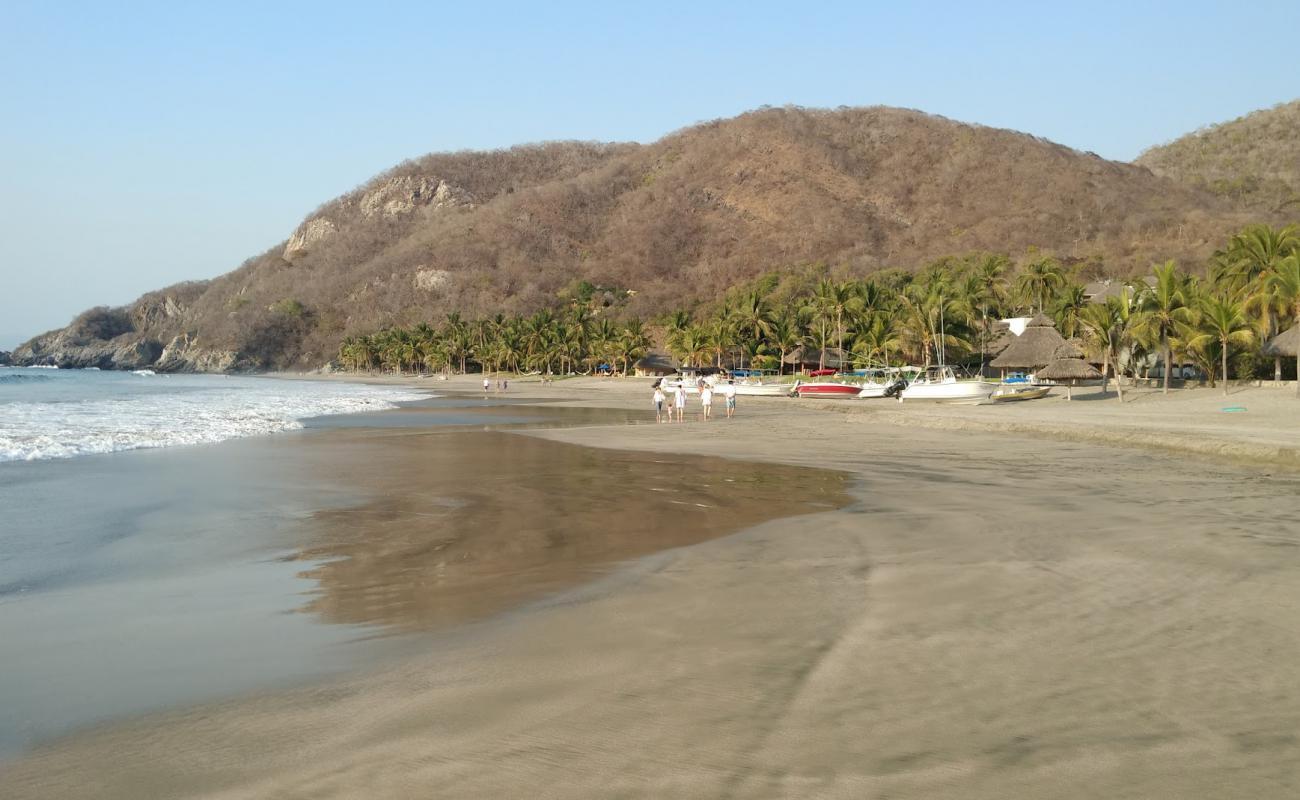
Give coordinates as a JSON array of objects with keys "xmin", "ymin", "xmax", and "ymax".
[
  {"xmin": 1136, "ymin": 100, "xmax": 1300, "ymax": 212},
  {"xmin": 15, "ymin": 105, "xmax": 1252, "ymax": 371}
]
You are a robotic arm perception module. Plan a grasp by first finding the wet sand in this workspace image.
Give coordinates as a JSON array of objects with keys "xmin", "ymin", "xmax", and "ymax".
[{"xmin": 6, "ymin": 380, "xmax": 1300, "ymax": 798}]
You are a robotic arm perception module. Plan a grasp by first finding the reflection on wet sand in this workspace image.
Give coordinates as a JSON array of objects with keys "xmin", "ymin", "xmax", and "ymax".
[{"xmin": 294, "ymin": 429, "xmax": 851, "ymax": 630}]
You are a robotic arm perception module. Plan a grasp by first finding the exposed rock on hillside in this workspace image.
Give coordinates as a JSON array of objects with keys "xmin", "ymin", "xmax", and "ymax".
[{"xmin": 284, "ymin": 218, "xmax": 337, "ymax": 260}]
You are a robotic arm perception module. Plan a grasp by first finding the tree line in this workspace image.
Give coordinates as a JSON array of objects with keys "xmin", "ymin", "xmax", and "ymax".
[{"xmin": 338, "ymin": 224, "xmax": 1300, "ymax": 396}]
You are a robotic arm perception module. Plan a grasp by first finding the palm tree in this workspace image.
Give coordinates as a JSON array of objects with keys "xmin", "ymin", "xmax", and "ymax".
[
  {"xmin": 1264, "ymin": 253, "xmax": 1300, "ymax": 396},
  {"xmin": 730, "ymin": 290, "xmax": 773, "ymax": 368},
  {"xmin": 852, "ymin": 315, "xmax": 903, "ymax": 367},
  {"xmin": 1017, "ymin": 257, "xmax": 1065, "ymax": 314},
  {"xmin": 586, "ymin": 318, "xmax": 617, "ymax": 374},
  {"xmin": 1052, "ymin": 283, "xmax": 1088, "ymax": 339},
  {"xmin": 768, "ymin": 316, "xmax": 803, "ymax": 376},
  {"xmin": 1218, "ymin": 224, "xmax": 1300, "ymax": 379},
  {"xmin": 804, "ymin": 279, "xmax": 858, "ymax": 369},
  {"xmin": 1186, "ymin": 290, "xmax": 1255, "ymax": 396},
  {"xmin": 615, "ymin": 319, "xmax": 652, "ymax": 375},
  {"xmin": 1079, "ymin": 288, "xmax": 1138, "ymax": 402},
  {"xmin": 1134, "ymin": 260, "xmax": 1191, "ymax": 395},
  {"xmin": 668, "ymin": 324, "xmax": 710, "ymax": 368}
]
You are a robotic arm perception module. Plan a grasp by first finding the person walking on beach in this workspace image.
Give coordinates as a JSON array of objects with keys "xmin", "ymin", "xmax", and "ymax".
[
  {"xmin": 724, "ymin": 380, "xmax": 737, "ymax": 419},
  {"xmin": 653, "ymin": 385, "xmax": 666, "ymax": 423},
  {"xmin": 700, "ymin": 383, "xmax": 714, "ymax": 420},
  {"xmin": 673, "ymin": 384, "xmax": 687, "ymax": 422},
  {"xmin": 483, "ymin": 377, "xmax": 490, "ymax": 394}
]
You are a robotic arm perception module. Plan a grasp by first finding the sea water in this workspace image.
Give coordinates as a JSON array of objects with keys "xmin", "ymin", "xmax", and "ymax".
[
  {"xmin": 0, "ymin": 367, "xmax": 426, "ymax": 462},
  {"xmin": 0, "ymin": 369, "xmax": 429, "ymax": 757}
]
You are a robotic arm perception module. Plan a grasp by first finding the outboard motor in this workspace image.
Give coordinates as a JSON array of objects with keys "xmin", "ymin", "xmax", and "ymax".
[{"xmin": 883, "ymin": 378, "xmax": 908, "ymax": 398}]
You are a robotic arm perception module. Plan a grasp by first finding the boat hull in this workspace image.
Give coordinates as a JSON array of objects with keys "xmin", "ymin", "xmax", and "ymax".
[
  {"xmin": 991, "ymin": 386, "xmax": 1052, "ymax": 402},
  {"xmin": 732, "ymin": 383, "xmax": 794, "ymax": 396},
  {"xmin": 795, "ymin": 382, "xmax": 862, "ymax": 398},
  {"xmin": 899, "ymin": 381, "xmax": 995, "ymax": 403}
]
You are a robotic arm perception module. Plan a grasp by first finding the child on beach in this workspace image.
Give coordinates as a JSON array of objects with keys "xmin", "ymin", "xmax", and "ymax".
[
  {"xmin": 724, "ymin": 380, "xmax": 737, "ymax": 418},
  {"xmin": 653, "ymin": 386, "xmax": 666, "ymax": 423}
]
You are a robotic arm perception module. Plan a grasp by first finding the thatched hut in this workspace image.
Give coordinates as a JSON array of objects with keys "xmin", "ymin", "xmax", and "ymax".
[
  {"xmin": 1263, "ymin": 325, "xmax": 1300, "ymax": 397},
  {"xmin": 1036, "ymin": 357, "xmax": 1102, "ymax": 400},
  {"xmin": 989, "ymin": 313, "xmax": 1081, "ymax": 377},
  {"xmin": 633, "ymin": 351, "xmax": 679, "ymax": 377},
  {"xmin": 782, "ymin": 347, "xmax": 847, "ymax": 372}
]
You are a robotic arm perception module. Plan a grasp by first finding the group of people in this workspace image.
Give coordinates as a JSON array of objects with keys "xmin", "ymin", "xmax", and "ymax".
[
  {"xmin": 483, "ymin": 378, "xmax": 509, "ymax": 393},
  {"xmin": 653, "ymin": 379, "xmax": 737, "ymax": 423}
]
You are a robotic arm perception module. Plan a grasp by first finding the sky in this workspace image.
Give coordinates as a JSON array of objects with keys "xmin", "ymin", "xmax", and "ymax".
[{"xmin": 2, "ymin": 0, "xmax": 1297, "ymax": 349}]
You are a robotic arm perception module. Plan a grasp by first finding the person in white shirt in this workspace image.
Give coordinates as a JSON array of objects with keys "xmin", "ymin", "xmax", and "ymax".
[
  {"xmin": 673, "ymin": 384, "xmax": 687, "ymax": 422},
  {"xmin": 700, "ymin": 384, "xmax": 713, "ymax": 420},
  {"xmin": 724, "ymin": 380, "xmax": 738, "ymax": 418},
  {"xmin": 653, "ymin": 386, "xmax": 666, "ymax": 423}
]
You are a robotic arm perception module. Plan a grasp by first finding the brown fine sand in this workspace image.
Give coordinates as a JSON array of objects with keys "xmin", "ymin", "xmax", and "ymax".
[{"xmin": 4, "ymin": 375, "xmax": 1300, "ymax": 798}]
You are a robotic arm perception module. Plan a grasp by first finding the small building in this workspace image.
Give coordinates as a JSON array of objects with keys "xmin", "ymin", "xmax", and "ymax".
[
  {"xmin": 782, "ymin": 346, "xmax": 848, "ymax": 373},
  {"xmin": 989, "ymin": 313, "xmax": 1082, "ymax": 379},
  {"xmin": 633, "ymin": 350, "xmax": 679, "ymax": 377}
]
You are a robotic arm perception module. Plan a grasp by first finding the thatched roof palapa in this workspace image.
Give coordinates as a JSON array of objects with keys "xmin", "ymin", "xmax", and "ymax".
[
  {"xmin": 1037, "ymin": 355, "xmax": 1102, "ymax": 400},
  {"xmin": 782, "ymin": 346, "xmax": 848, "ymax": 368},
  {"xmin": 1036, "ymin": 357, "xmax": 1102, "ymax": 381},
  {"xmin": 989, "ymin": 313, "xmax": 1081, "ymax": 369},
  {"xmin": 1263, "ymin": 325, "xmax": 1300, "ymax": 358}
]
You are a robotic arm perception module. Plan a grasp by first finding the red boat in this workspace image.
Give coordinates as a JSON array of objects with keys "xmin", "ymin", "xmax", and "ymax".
[{"xmin": 793, "ymin": 380, "xmax": 862, "ymax": 398}]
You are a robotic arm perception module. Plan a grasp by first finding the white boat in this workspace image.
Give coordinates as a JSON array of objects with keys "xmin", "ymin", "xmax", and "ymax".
[
  {"xmin": 659, "ymin": 371, "xmax": 794, "ymax": 397},
  {"xmin": 898, "ymin": 366, "xmax": 995, "ymax": 404},
  {"xmin": 856, "ymin": 368, "xmax": 916, "ymax": 399},
  {"xmin": 730, "ymin": 379, "xmax": 794, "ymax": 396}
]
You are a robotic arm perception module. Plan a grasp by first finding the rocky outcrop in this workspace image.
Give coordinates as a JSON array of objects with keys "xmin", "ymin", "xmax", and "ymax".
[
  {"xmin": 156, "ymin": 334, "xmax": 237, "ymax": 372},
  {"xmin": 12, "ymin": 331, "xmax": 163, "ymax": 370},
  {"xmin": 359, "ymin": 176, "xmax": 471, "ymax": 218},
  {"xmin": 413, "ymin": 267, "xmax": 452, "ymax": 292},
  {"xmin": 0, "ymin": 350, "xmax": 11, "ymax": 366},
  {"xmin": 283, "ymin": 218, "xmax": 338, "ymax": 260}
]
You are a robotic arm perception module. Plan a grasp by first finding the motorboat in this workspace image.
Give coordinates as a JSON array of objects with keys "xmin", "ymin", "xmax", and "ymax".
[
  {"xmin": 898, "ymin": 366, "xmax": 995, "ymax": 404},
  {"xmin": 793, "ymin": 379, "xmax": 863, "ymax": 398},
  {"xmin": 730, "ymin": 379, "xmax": 796, "ymax": 396},
  {"xmin": 856, "ymin": 367, "xmax": 918, "ymax": 399},
  {"xmin": 990, "ymin": 385, "xmax": 1052, "ymax": 402}
]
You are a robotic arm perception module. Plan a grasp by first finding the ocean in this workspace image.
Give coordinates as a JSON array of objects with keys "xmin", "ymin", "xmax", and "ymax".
[
  {"xmin": 0, "ymin": 369, "xmax": 432, "ymax": 757},
  {"xmin": 0, "ymin": 370, "xmax": 844, "ymax": 763},
  {"xmin": 0, "ymin": 367, "xmax": 426, "ymax": 462}
]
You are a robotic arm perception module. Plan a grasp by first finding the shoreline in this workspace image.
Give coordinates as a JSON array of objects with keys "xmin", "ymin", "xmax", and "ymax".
[{"xmin": 275, "ymin": 370, "xmax": 1300, "ymax": 471}]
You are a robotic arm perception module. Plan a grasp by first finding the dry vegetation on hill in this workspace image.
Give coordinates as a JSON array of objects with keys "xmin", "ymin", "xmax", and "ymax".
[
  {"xmin": 15, "ymin": 105, "xmax": 1273, "ymax": 371},
  {"xmin": 1137, "ymin": 100, "xmax": 1300, "ymax": 212}
]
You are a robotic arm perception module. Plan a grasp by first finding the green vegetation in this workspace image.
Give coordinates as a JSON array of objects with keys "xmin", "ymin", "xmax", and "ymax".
[
  {"xmin": 338, "ymin": 311, "xmax": 652, "ymax": 377},
  {"xmin": 341, "ymin": 225, "xmax": 1300, "ymax": 401}
]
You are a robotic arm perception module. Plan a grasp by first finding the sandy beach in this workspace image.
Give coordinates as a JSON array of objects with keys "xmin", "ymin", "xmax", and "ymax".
[{"xmin": 5, "ymin": 375, "xmax": 1300, "ymax": 798}]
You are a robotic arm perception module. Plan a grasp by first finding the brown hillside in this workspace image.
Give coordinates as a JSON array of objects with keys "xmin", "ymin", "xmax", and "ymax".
[
  {"xmin": 1136, "ymin": 99, "xmax": 1300, "ymax": 213},
  {"xmin": 17, "ymin": 105, "xmax": 1251, "ymax": 371}
]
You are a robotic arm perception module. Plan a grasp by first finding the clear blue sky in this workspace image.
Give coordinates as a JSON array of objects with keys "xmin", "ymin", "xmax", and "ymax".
[{"xmin": 2, "ymin": 0, "xmax": 1297, "ymax": 348}]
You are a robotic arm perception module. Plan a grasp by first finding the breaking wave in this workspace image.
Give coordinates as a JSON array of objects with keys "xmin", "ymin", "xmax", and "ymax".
[{"xmin": 0, "ymin": 376, "xmax": 427, "ymax": 462}]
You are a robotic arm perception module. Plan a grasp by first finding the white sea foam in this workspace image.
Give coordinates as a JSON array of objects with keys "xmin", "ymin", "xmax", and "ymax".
[{"xmin": 0, "ymin": 374, "xmax": 428, "ymax": 462}]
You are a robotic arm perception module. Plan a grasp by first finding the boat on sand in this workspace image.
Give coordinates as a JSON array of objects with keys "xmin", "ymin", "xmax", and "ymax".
[
  {"xmin": 990, "ymin": 385, "xmax": 1052, "ymax": 402},
  {"xmin": 898, "ymin": 366, "xmax": 995, "ymax": 404}
]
